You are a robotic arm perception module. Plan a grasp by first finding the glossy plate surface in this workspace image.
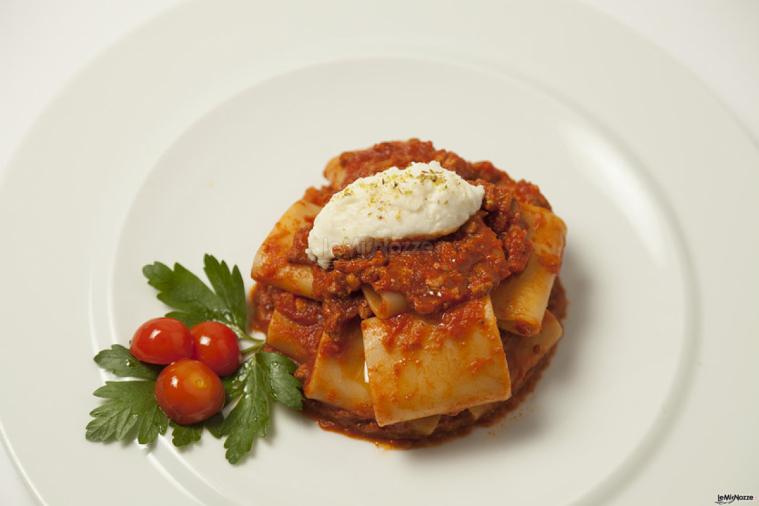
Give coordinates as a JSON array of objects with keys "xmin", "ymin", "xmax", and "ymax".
[{"xmin": 0, "ymin": 1, "xmax": 756, "ymax": 504}]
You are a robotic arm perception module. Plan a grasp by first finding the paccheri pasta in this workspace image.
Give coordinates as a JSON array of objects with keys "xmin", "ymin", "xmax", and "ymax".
[{"xmin": 251, "ymin": 139, "xmax": 567, "ymax": 443}]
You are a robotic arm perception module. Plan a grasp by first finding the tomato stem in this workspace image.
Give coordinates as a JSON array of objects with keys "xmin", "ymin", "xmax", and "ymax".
[
  {"xmin": 241, "ymin": 342, "xmax": 264, "ymax": 356},
  {"xmin": 229, "ymin": 324, "xmax": 263, "ymax": 343}
]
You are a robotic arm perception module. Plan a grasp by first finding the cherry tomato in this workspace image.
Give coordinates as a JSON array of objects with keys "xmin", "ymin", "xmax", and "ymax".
[
  {"xmin": 130, "ymin": 317, "xmax": 193, "ymax": 365},
  {"xmin": 190, "ymin": 321, "xmax": 241, "ymax": 376},
  {"xmin": 155, "ymin": 359, "xmax": 225, "ymax": 425}
]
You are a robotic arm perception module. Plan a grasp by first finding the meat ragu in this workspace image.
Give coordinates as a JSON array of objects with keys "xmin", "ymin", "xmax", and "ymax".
[{"xmin": 251, "ymin": 139, "xmax": 567, "ymax": 443}]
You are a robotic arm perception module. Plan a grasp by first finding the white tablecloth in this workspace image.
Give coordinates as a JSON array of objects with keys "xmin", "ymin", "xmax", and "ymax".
[{"xmin": 1, "ymin": 1, "xmax": 757, "ymax": 503}]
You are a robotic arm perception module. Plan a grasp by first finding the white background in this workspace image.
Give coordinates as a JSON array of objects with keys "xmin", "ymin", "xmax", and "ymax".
[{"xmin": 1, "ymin": 1, "xmax": 757, "ymax": 504}]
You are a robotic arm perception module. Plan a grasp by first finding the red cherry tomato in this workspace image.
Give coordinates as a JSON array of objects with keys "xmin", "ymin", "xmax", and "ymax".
[
  {"xmin": 190, "ymin": 322, "xmax": 241, "ymax": 376},
  {"xmin": 155, "ymin": 359, "xmax": 225, "ymax": 425},
  {"xmin": 130, "ymin": 317, "xmax": 193, "ymax": 365}
]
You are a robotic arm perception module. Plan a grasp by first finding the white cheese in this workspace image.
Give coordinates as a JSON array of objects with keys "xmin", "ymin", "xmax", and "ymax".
[{"xmin": 306, "ymin": 161, "xmax": 484, "ymax": 269}]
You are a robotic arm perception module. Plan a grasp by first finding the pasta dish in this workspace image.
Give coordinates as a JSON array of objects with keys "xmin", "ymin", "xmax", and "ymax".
[{"xmin": 251, "ymin": 139, "xmax": 567, "ymax": 443}]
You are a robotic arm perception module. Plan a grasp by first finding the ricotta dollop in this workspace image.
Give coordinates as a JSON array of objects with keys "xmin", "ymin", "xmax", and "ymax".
[{"xmin": 306, "ymin": 161, "xmax": 485, "ymax": 269}]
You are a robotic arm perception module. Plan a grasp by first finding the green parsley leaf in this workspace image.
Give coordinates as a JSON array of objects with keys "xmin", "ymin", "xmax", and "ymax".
[
  {"xmin": 142, "ymin": 261, "xmax": 229, "ymax": 327},
  {"xmin": 170, "ymin": 422, "xmax": 203, "ymax": 447},
  {"xmin": 214, "ymin": 352, "xmax": 302, "ymax": 462},
  {"xmin": 86, "ymin": 381, "xmax": 168, "ymax": 444},
  {"xmin": 93, "ymin": 344, "xmax": 159, "ymax": 380},
  {"xmin": 222, "ymin": 374, "xmax": 237, "ymax": 398},
  {"xmin": 258, "ymin": 352, "xmax": 303, "ymax": 410},
  {"xmin": 219, "ymin": 360, "xmax": 271, "ymax": 464},
  {"xmin": 142, "ymin": 255, "xmax": 253, "ymax": 340},
  {"xmin": 169, "ymin": 412, "xmax": 226, "ymax": 447},
  {"xmin": 203, "ymin": 255, "xmax": 248, "ymax": 331},
  {"xmin": 204, "ymin": 412, "xmax": 226, "ymax": 439}
]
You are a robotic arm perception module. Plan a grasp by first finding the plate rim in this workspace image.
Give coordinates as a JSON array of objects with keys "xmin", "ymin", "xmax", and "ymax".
[{"xmin": 1, "ymin": 1, "xmax": 757, "ymax": 504}]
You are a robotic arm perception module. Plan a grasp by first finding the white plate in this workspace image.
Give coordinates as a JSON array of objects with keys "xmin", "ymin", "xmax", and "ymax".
[{"xmin": 1, "ymin": 1, "xmax": 757, "ymax": 505}]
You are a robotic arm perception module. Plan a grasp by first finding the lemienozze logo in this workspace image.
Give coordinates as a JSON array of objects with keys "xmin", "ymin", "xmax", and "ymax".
[{"xmin": 715, "ymin": 493, "xmax": 755, "ymax": 505}]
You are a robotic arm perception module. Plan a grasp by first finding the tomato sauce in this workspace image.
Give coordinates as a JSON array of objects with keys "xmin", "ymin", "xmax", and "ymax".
[{"xmin": 282, "ymin": 140, "xmax": 545, "ymax": 328}]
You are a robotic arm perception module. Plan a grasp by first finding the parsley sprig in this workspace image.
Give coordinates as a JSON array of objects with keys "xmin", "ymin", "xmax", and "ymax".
[
  {"xmin": 86, "ymin": 254, "xmax": 303, "ymax": 464},
  {"xmin": 143, "ymin": 255, "xmax": 260, "ymax": 347},
  {"xmin": 218, "ymin": 352, "xmax": 302, "ymax": 463}
]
